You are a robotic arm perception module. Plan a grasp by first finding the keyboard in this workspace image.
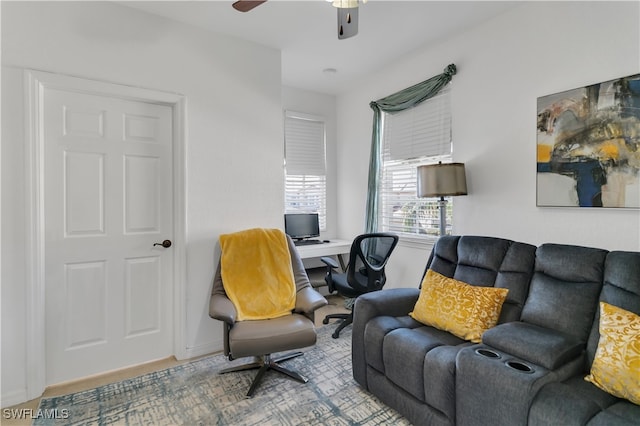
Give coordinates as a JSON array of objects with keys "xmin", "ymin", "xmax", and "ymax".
[{"xmin": 294, "ymin": 239, "xmax": 325, "ymax": 246}]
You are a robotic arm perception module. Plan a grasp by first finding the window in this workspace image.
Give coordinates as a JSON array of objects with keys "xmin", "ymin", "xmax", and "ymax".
[
  {"xmin": 284, "ymin": 111, "xmax": 327, "ymax": 230},
  {"xmin": 380, "ymin": 88, "xmax": 452, "ymax": 239}
]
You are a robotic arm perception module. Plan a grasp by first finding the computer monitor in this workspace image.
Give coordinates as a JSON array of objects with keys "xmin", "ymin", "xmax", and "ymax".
[{"xmin": 284, "ymin": 213, "xmax": 320, "ymax": 241}]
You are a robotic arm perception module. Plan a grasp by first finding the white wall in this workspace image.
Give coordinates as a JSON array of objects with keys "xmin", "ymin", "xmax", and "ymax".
[
  {"xmin": 336, "ymin": 1, "xmax": 640, "ymax": 289},
  {"xmin": 3, "ymin": 0, "xmax": 639, "ymax": 408},
  {"xmin": 1, "ymin": 1, "xmax": 282, "ymax": 406}
]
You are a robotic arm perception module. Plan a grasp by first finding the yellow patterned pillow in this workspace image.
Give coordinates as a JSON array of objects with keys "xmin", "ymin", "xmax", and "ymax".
[
  {"xmin": 585, "ymin": 302, "xmax": 640, "ymax": 405},
  {"xmin": 409, "ymin": 269, "xmax": 509, "ymax": 343}
]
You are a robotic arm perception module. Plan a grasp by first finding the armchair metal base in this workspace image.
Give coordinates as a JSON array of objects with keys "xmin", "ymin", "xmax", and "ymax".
[
  {"xmin": 323, "ymin": 312, "xmax": 353, "ymax": 339},
  {"xmin": 218, "ymin": 352, "xmax": 308, "ymax": 398}
]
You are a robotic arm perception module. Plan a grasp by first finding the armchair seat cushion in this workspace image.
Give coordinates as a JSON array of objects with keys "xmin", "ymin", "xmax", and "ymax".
[{"xmin": 228, "ymin": 314, "xmax": 317, "ymax": 359}]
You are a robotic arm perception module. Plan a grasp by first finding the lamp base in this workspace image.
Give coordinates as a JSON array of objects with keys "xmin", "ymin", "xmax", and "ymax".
[{"xmin": 438, "ymin": 197, "xmax": 447, "ymax": 236}]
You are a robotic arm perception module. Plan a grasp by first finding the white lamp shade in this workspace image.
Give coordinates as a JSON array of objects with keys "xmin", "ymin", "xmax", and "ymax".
[
  {"xmin": 417, "ymin": 163, "xmax": 468, "ymax": 197},
  {"xmin": 331, "ymin": 0, "xmax": 366, "ymax": 8}
]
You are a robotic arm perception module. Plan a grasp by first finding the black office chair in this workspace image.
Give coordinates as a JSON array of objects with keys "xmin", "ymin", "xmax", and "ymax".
[{"xmin": 321, "ymin": 233, "xmax": 399, "ymax": 338}]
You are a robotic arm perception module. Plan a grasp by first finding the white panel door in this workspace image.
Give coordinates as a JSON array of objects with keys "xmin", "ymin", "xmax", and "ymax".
[{"xmin": 43, "ymin": 88, "xmax": 174, "ymax": 385}]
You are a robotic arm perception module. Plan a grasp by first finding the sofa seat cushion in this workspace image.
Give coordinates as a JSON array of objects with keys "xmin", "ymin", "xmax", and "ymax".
[
  {"xmin": 364, "ymin": 315, "xmax": 467, "ymax": 403},
  {"xmin": 385, "ymin": 326, "xmax": 467, "ymax": 402},
  {"xmin": 364, "ymin": 315, "xmax": 423, "ymax": 373},
  {"xmin": 588, "ymin": 402, "xmax": 640, "ymax": 426},
  {"xmin": 482, "ymin": 321, "xmax": 583, "ymax": 370},
  {"xmin": 529, "ymin": 376, "xmax": 640, "ymax": 426}
]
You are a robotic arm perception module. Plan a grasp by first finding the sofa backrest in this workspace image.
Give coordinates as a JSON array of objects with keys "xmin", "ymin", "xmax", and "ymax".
[
  {"xmin": 425, "ymin": 235, "xmax": 537, "ymax": 323},
  {"xmin": 520, "ymin": 243, "xmax": 608, "ymax": 344},
  {"xmin": 585, "ymin": 250, "xmax": 640, "ymax": 368}
]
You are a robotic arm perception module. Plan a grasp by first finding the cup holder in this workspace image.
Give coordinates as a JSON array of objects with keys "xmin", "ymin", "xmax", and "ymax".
[
  {"xmin": 475, "ymin": 348, "xmax": 501, "ymax": 359},
  {"xmin": 505, "ymin": 360, "xmax": 534, "ymax": 374}
]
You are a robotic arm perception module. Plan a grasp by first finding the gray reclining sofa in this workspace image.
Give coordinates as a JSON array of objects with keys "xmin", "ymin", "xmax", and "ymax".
[{"xmin": 352, "ymin": 235, "xmax": 640, "ymax": 426}]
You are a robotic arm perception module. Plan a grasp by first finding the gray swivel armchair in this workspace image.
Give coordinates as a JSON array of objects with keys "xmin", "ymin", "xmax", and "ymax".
[
  {"xmin": 321, "ymin": 233, "xmax": 399, "ymax": 338},
  {"xmin": 209, "ymin": 229, "xmax": 328, "ymax": 397}
]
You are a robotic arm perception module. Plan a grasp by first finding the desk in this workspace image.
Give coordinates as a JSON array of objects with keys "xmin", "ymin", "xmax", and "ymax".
[{"xmin": 295, "ymin": 239, "xmax": 351, "ymax": 270}]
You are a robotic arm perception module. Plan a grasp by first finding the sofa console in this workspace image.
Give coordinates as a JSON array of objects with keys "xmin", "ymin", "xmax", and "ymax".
[{"xmin": 352, "ymin": 235, "xmax": 639, "ymax": 426}]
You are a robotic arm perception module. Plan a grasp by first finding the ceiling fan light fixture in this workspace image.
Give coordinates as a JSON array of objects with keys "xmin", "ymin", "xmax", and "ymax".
[{"xmin": 331, "ymin": 0, "xmax": 366, "ymax": 9}]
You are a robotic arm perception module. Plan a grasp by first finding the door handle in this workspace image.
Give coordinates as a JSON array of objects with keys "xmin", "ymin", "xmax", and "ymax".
[{"xmin": 153, "ymin": 240, "xmax": 172, "ymax": 248}]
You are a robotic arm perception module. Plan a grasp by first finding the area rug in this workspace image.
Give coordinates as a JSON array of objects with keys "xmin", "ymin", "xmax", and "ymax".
[{"xmin": 35, "ymin": 326, "xmax": 410, "ymax": 425}]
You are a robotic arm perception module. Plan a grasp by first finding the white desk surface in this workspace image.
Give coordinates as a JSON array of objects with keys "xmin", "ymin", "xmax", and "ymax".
[{"xmin": 295, "ymin": 239, "xmax": 351, "ymax": 259}]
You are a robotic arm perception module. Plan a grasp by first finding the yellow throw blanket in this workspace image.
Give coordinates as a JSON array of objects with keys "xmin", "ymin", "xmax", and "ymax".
[{"xmin": 219, "ymin": 228, "xmax": 296, "ymax": 321}]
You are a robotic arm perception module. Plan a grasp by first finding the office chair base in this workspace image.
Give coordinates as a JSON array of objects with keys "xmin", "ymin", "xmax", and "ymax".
[
  {"xmin": 323, "ymin": 313, "xmax": 353, "ymax": 339},
  {"xmin": 219, "ymin": 352, "xmax": 308, "ymax": 398}
]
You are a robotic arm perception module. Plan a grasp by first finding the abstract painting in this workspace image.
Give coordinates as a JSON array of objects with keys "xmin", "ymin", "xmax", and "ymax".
[{"xmin": 537, "ymin": 73, "xmax": 640, "ymax": 208}]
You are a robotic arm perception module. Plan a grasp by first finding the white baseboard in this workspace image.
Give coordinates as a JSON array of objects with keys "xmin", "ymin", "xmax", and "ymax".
[
  {"xmin": 180, "ymin": 339, "xmax": 223, "ymax": 361},
  {"xmin": 1, "ymin": 389, "xmax": 29, "ymax": 409}
]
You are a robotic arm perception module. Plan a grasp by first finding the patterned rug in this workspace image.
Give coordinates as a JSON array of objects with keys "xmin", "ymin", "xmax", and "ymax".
[{"xmin": 35, "ymin": 326, "xmax": 410, "ymax": 425}]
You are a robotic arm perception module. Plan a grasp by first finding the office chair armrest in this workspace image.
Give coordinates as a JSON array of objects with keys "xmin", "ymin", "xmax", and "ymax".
[
  {"xmin": 320, "ymin": 256, "xmax": 340, "ymax": 293},
  {"xmin": 320, "ymin": 256, "xmax": 340, "ymax": 269},
  {"xmin": 295, "ymin": 287, "xmax": 328, "ymax": 314},
  {"xmin": 209, "ymin": 294, "xmax": 237, "ymax": 325}
]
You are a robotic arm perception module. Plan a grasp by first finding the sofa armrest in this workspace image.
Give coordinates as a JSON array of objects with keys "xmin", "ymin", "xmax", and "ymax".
[
  {"xmin": 354, "ymin": 288, "xmax": 420, "ymax": 320},
  {"xmin": 209, "ymin": 293, "xmax": 237, "ymax": 325},
  {"xmin": 295, "ymin": 286, "xmax": 328, "ymax": 314},
  {"xmin": 352, "ymin": 288, "xmax": 420, "ymax": 388},
  {"xmin": 482, "ymin": 322, "xmax": 584, "ymax": 370}
]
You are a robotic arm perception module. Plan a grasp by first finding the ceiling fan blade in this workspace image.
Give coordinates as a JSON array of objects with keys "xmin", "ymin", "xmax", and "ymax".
[{"xmin": 232, "ymin": 1, "xmax": 267, "ymax": 13}]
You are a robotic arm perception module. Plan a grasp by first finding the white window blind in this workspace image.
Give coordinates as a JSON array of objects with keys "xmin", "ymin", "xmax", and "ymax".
[
  {"xmin": 284, "ymin": 111, "xmax": 327, "ymax": 230},
  {"xmin": 380, "ymin": 88, "xmax": 452, "ymax": 239}
]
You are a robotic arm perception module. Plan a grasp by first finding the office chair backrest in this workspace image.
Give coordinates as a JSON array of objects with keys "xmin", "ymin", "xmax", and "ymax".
[{"xmin": 347, "ymin": 233, "xmax": 399, "ymax": 293}]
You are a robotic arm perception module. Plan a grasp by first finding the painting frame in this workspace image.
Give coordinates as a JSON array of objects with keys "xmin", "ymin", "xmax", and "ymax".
[{"xmin": 536, "ymin": 73, "xmax": 640, "ymax": 208}]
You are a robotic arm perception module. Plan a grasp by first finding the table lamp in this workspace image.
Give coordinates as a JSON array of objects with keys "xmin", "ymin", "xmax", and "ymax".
[{"xmin": 417, "ymin": 162, "xmax": 467, "ymax": 236}]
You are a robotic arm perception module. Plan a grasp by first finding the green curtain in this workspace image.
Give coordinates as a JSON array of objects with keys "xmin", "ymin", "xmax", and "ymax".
[{"xmin": 364, "ymin": 64, "xmax": 457, "ymax": 233}]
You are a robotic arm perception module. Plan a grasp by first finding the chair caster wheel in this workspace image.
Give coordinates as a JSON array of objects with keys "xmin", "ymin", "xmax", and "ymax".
[
  {"xmin": 322, "ymin": 318, "xmax": 329, "ymax": 324},
  {"xmin": 332, "ymin": 332, "xmax": 339, "ymax": 339}
]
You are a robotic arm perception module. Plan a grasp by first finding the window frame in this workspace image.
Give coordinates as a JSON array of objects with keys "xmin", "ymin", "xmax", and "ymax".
[
  {"xmin": 283, "ymin": 110, "xmax": 328, "ymax": 231},
  {"xmin": 378, "ymin": 88, "xmax": 453, "ymax": 245}
]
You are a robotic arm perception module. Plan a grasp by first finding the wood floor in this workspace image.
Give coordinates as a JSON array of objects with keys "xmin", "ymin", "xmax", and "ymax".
[{"xmin": 1, "ymin": 294, "xmax": 350, "ymax": 426}]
